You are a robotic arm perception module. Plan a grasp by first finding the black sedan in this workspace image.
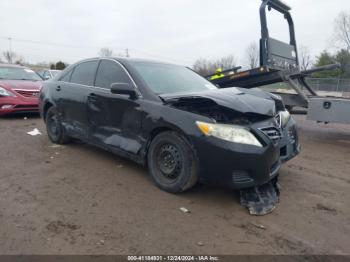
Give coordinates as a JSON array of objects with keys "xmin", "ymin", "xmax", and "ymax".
[{"xmin": 39, "ymin": 58, "xmax": 299, "ymax": 193}]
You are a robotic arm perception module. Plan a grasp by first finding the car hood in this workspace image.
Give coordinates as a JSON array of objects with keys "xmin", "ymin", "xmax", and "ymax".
[
  {"xmin": 160, "ymin": 87, "xmax": 277, "ymax": 117},
  {"xmin": 0, "ymin": 80, "xmax": 42, "ymax": 91}
]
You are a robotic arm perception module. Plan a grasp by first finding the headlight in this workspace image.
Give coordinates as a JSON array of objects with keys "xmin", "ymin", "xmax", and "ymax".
[
  {"xmin": 280, "ymin": 110, "xmax": 291, "ymax": 127},
  {"xmin": 196, "ymin": 121, "xmax": 262, "ymax": 147},
  {"xmin": 0, "ymin": 87, "xmax": 16, "ymax": 97}
]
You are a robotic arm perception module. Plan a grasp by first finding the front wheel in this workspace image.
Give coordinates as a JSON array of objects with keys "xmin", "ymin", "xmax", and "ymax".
[
  {"xmin": 147, "ymin": 131, "xmax": 199, "ymax": 193},
  {"xmin": 45, "ymin": 106, "xmax": 70, "ymax": 144}
]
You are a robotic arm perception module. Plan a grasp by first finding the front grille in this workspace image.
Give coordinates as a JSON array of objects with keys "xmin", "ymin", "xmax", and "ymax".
[
  {"xmin": 259, "ymin": 126, "xmax": 282, "ymax": 144},
  {"xmin": 15, "ymin": 90, "xmax": 40, "ymax": 98}
]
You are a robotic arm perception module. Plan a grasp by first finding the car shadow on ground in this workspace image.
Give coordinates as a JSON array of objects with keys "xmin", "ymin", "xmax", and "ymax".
[{"xmin": 68, "ymin": 138, "xmax": 241, "ymax": 205}]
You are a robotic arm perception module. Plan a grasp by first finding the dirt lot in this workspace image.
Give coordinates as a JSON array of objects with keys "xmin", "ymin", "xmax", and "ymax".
[{"xmin": 0, "ymin": 114, "xmax": 349, "ymax": 255}]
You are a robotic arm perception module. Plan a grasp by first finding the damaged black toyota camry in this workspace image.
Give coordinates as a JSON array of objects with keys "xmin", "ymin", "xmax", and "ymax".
[{"xmin": 40, "ymin": 58, "xmax": 300, "ymax": 194}]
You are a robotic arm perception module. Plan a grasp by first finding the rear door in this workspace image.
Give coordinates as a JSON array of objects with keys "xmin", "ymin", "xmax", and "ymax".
[
  {"xmin": 56, "ymin": 60, "xmax": 99, "ymax": 140},
  {"xmin": 87, "ymin": 59, "xmax": 143, "ymax": 155}
]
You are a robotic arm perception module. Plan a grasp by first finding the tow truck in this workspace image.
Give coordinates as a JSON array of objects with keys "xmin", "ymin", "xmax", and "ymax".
[{"xmin": 208, "ymin": 0, "xmax": 350, "ymax": 125}]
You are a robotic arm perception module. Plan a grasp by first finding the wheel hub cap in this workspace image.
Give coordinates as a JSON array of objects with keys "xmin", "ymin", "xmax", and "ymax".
[{"xmin": 157, "ymin": 144, "xmax": 181, "ymax": 180}]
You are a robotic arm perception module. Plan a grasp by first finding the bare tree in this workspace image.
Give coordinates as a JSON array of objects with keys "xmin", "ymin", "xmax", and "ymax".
[
  {"xmin": 193, "ymin": 58, "xmax": 212, "ymax": 76},
  {"xmin": 3, "ymin": 51, "xmax": 17, "ymax": 64},
  {"xmin": 333, "ymin": 11, "xmax": 350, "ymax": 50},
  {"xmin": 244, "ymin": 42, "xmax": 259, "ymax": 69},
  {"xmin": 213, "ymin": 55, "xmax": 237, "ymax": 71},
  {"xmin": 15, "ymin": 56, "xmax": 25, "ymax": 65},
  {"xmin": 193, "ymin": 55, "xmax": 237, "ymax": 76},
  {"xmin": 299, "ymin": 45, "xmax": 313, "ymax": 71},
  {"xmin": 99, "ymin": 48, "xmax": 113, "ymax": 57}
]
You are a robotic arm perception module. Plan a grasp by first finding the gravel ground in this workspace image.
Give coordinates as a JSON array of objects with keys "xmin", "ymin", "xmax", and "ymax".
[{"xmin": 0, "ymin": 114, "xmax": 349, "ymax": 255}]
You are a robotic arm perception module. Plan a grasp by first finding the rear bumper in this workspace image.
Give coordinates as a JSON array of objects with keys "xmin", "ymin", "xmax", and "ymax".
[{"xmin": 0, "ymin": 96, "xmax": 39, "ymax": 116}]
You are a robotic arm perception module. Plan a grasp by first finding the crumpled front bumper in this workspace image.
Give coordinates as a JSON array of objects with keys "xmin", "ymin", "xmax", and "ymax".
[
  {"xmin": 279, "ymin": 117, "xmax": 300, "ymax": 163},
  {"xmin": 192, "ymin": 117, "xmax": 300, "ymax": 190}
]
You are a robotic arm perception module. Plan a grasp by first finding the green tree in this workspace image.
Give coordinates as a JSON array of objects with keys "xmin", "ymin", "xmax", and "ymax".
[
  {"xmin": 334, "ymin": 49, "xmax": 350, "ymax": 78},
  {"xmin": 313, "ymin": 51, "xmax": 338, "ymax": 78},
  {"xmin": 55, "ymin": 61, "xmax": 66, "ymax": 70},
  {"xmin": 50, "ymin": 64, "xmax": 56, "ymax": 69},
  {"xmin": 313, "ymin": 49, "xmax": 350, "ymax": 78}
]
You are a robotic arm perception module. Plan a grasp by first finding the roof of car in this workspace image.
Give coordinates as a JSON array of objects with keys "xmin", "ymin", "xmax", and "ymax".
[
  {"xmin": 65, "ymin": 57, "xmax": 182, "ymax": 70},
  {"xmin": 77, "ymin": 57, "xmax": 179, "ymax": 66},
  {"xmin": 114, "ymin": 57, "xmax": 177, "ymax": 66},
  {"xmin": 0, "ymin": 63, "xmax": 27, "ymax": 68}
]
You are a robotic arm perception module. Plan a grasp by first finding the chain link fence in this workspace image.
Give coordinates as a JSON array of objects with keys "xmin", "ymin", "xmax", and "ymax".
[
  {"xmin": 260, "ymin": 78, "xmax": 350, "ymax": 98},
  {"xmin": 306, "ymin": 78, "xmax": 350, "ymax": 93}
]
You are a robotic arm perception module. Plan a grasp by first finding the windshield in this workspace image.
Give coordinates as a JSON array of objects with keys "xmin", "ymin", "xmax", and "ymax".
[
  {"xmin": 129, "ymin": 61, "xmax": 217, "ymax": 95},
  {"xmin": 0, "ymin": 67, "xmax": 42, "ymax": 81}
]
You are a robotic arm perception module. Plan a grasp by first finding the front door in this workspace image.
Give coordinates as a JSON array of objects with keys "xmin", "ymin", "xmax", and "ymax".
[{"xmin": 87, "ymin": 59, "xmax": 143, "ymax": 155}]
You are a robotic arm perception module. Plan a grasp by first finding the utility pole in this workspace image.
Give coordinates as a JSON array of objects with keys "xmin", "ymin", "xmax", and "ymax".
[
  {"xmin": 8, "ymin": 37, "xmax": 12, "ymax": 53},
  {"xmin": 8, "ymin": 37, "xmax": 12, "ymax": 63},
  {"xmin": 125, "ymin": 48, "xmax": 130, "ymax": 58}
]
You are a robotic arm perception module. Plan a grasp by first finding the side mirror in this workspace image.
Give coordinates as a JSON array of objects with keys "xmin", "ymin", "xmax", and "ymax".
[
  {"xmin": 110, "ymin": 83, "xmax": 137, "ymax": 99},
  {"xmin": 43, "ymin": 75, "xmax": 50, "ymax": 80}
]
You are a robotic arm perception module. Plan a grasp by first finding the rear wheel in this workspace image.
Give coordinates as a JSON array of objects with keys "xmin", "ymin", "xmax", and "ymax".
[
  {"xmin": 147, "ymin": 131, "xmax": 199, "ymax": 193},
  {"xmin": 45, "ymin": 106, "xmax": 70, "ymax": 144}
]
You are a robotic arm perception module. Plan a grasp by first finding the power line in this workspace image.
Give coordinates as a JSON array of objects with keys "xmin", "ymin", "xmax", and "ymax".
[
  {"xmin": 0, "ymin": 36, "xmax": 193, "ymax": 65},
  {"xmin": 0, "ymin": 36, "xmax": 100, "ymax": 50}
]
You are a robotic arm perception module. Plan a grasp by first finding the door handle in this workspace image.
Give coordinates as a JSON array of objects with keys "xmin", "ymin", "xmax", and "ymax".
[
  {"xmin": 88, "ymin": 93, "xmax": 98, "ymax": 102},
  {"xmin": 56, "ymin": 85, "xmax": 61, "ymax": 91}
]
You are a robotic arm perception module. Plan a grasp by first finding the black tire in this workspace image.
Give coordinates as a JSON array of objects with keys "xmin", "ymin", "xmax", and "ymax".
[
  {"xmin": 45, "ymin": 106, "xmax": 70, "ymax": 144},
  {"xmin": 147, "ymin": 131, "xmax": 199, "ymax": 193}
]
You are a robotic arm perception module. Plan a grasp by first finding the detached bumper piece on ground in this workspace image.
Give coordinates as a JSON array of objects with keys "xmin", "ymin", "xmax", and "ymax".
[{"xmin": 240, "ymin": 177, "xmax": 280, "ymax": 216}]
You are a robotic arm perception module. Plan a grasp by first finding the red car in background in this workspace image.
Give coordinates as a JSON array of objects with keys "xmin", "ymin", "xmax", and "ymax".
[{"xmin": 0, "ymin": 64, "xmax": 43, "ymax": 116}]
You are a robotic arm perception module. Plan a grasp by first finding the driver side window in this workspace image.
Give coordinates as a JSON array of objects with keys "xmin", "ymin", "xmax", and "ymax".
[
  {"xmin": 95, "ymin": 60, "xmax": 132, "ymax": 89},
  {"xmin": 60, "ymin": 69, "xmax": 73, "ymax": 82}
]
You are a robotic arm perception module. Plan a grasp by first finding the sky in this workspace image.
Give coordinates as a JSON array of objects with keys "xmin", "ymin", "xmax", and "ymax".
[{"xmin": 0, "ymin": 0, "xmax": 349, "ymax": 67}]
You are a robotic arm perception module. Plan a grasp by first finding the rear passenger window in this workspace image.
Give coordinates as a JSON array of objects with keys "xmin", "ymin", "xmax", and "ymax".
[
  {"xmin": 70, "ymin": 61, "xmax": 98, "ymax": 86},
  {"xmin": 95, "ymin": 60, "xmax": 131, "ymax": 89}
]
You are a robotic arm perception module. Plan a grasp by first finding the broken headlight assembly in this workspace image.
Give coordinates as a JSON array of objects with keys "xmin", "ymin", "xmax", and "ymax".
[
  {"xmin": 196, "ymin": 121, "xmax": 262, "ymax": 147},
  {"xmin": 0, "ymin": 87, "xmax": 16, "ymax": 97},
  {"xmin": 280, "ymin": 110, "xmax": 291, "ymax": 128}
]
